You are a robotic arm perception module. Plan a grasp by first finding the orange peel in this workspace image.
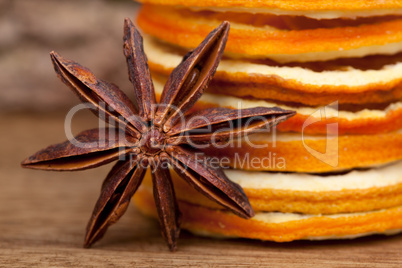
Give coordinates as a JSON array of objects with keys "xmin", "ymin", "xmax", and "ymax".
[
  {"xmin": 134, "ymin": 183, "xmax": 402, "ymax": 242},
  {"xmin": 137, "ymin": 5, "xmax": 402, "ymax": 62},
  {"xmin": 152, "ymin": 78, "xmax": 402, "ymax": 135},
  {"xmin": 144, "ymin": 35, "xmax": 402, "ymax": 106},
  {"xmin": 200, "ymin": 131, "xmax": 402, "ymax": 172},
  {"xmin": 138, "ymin": 162, "xmax": 402, "ymax": 214},
  {"xmin": 136, "ymin": 0, "xmax": 402, "ymax": 19}
]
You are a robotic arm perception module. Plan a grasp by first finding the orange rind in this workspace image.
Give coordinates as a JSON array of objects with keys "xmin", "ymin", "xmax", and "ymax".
[
  {"xmin": 144, "ymin": 36, "xmax": 402, "ymax": 106},
  {"xmin": 134, "ymin": 180, "xmax": 402, "ymax": 241},
  {"xmin": 138, "ymin": 162, "xmax": 402, "ymax": 215},
  {"xmin": 152, "ymin": 78, "xmax": 402, "ymax": 135},
  {"xmin": 136, "ymin": 0, "xmax": 402, "ymax": 19},
  {"xmin": 200, "ymin": 131, "xmax": 402, "ymax": 173},
  {"xmin": 137, "ymin": 5, "xmax": 402, "ymax": 62}
]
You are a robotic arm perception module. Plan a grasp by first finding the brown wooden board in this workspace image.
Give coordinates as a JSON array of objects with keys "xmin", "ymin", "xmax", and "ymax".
[{"xmin": 1, "ymin": 112, "xmax": 401, "ymax": 267}]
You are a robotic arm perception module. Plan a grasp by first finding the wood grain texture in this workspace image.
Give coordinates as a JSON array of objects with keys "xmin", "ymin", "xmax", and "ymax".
[{"xmin": 1, "ymin": 112, "xmax": 402, "ymax": 267}]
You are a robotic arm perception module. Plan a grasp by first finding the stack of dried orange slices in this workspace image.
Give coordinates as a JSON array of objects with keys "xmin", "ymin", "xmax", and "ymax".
[{"xmin": 133, "ymin": 0, "xmax": 402, "ymax": 241}]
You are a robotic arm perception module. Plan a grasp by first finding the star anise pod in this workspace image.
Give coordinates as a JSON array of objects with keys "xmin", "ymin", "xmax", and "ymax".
[{"xmin": 21, "ymin": 19, "xmax": 295, "ymax": 251}]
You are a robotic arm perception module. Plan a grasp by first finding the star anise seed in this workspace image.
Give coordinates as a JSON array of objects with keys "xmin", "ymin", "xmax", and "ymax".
[{"xmin": 21, "ymin": 19, "xmax": 295, "ymax": 251}]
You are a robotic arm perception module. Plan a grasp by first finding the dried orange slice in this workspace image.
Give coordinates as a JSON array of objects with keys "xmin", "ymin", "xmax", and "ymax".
[
  {"xmin": 137, "ymin": 5, "xmax": 402, "ymax": 62},
  {"xmin": 138, "ymin": 162, "xmax": 402, "ymax": 215},
  {"xmin": 134, "ymin": 181, "xmax": 402, "ymax": 242},
  {"xmin": 144, "ymin": 35, "xmax": 402, "ymax": 106},
  {"xmin": 136, "ymin": 0, "xmax": 402, "ymax": 19},
  {"xmin": 200, "ymin": 131, "xmax": 402, "ymax": 173},
  {"xmin": 152, "ymin": 78, "xmax": 402, "ymax": 135}
]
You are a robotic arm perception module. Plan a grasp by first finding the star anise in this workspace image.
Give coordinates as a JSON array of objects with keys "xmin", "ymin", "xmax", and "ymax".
[{"xmin": 21, "ymin": 19, "xmax": 295, "ymax": 251}]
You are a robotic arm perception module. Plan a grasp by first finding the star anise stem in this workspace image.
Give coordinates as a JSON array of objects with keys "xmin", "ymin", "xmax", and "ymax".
[{"xmin": 21, "ymin": 19, "xmax": 296, "ymax": 251}]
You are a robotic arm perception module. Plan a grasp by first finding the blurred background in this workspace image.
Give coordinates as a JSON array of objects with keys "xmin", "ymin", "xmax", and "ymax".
[
  {"xmin": 0, "ymin": 0, "xmax": 143, "ymax": 228},
  {"xmin": 0, "ymin": 0, "xmax": 139, "ymax": 112}
]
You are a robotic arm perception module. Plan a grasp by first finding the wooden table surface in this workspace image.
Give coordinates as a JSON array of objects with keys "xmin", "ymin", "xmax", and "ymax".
[{"xmin": 1, "ymin": 112, "xmax": 401, "ymax": 267}]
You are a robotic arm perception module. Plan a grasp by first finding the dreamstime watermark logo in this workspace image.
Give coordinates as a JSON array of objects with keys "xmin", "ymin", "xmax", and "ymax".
[{"xmin": 63, "ymin": 100, "xmax": 339, "ymax": 171}]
